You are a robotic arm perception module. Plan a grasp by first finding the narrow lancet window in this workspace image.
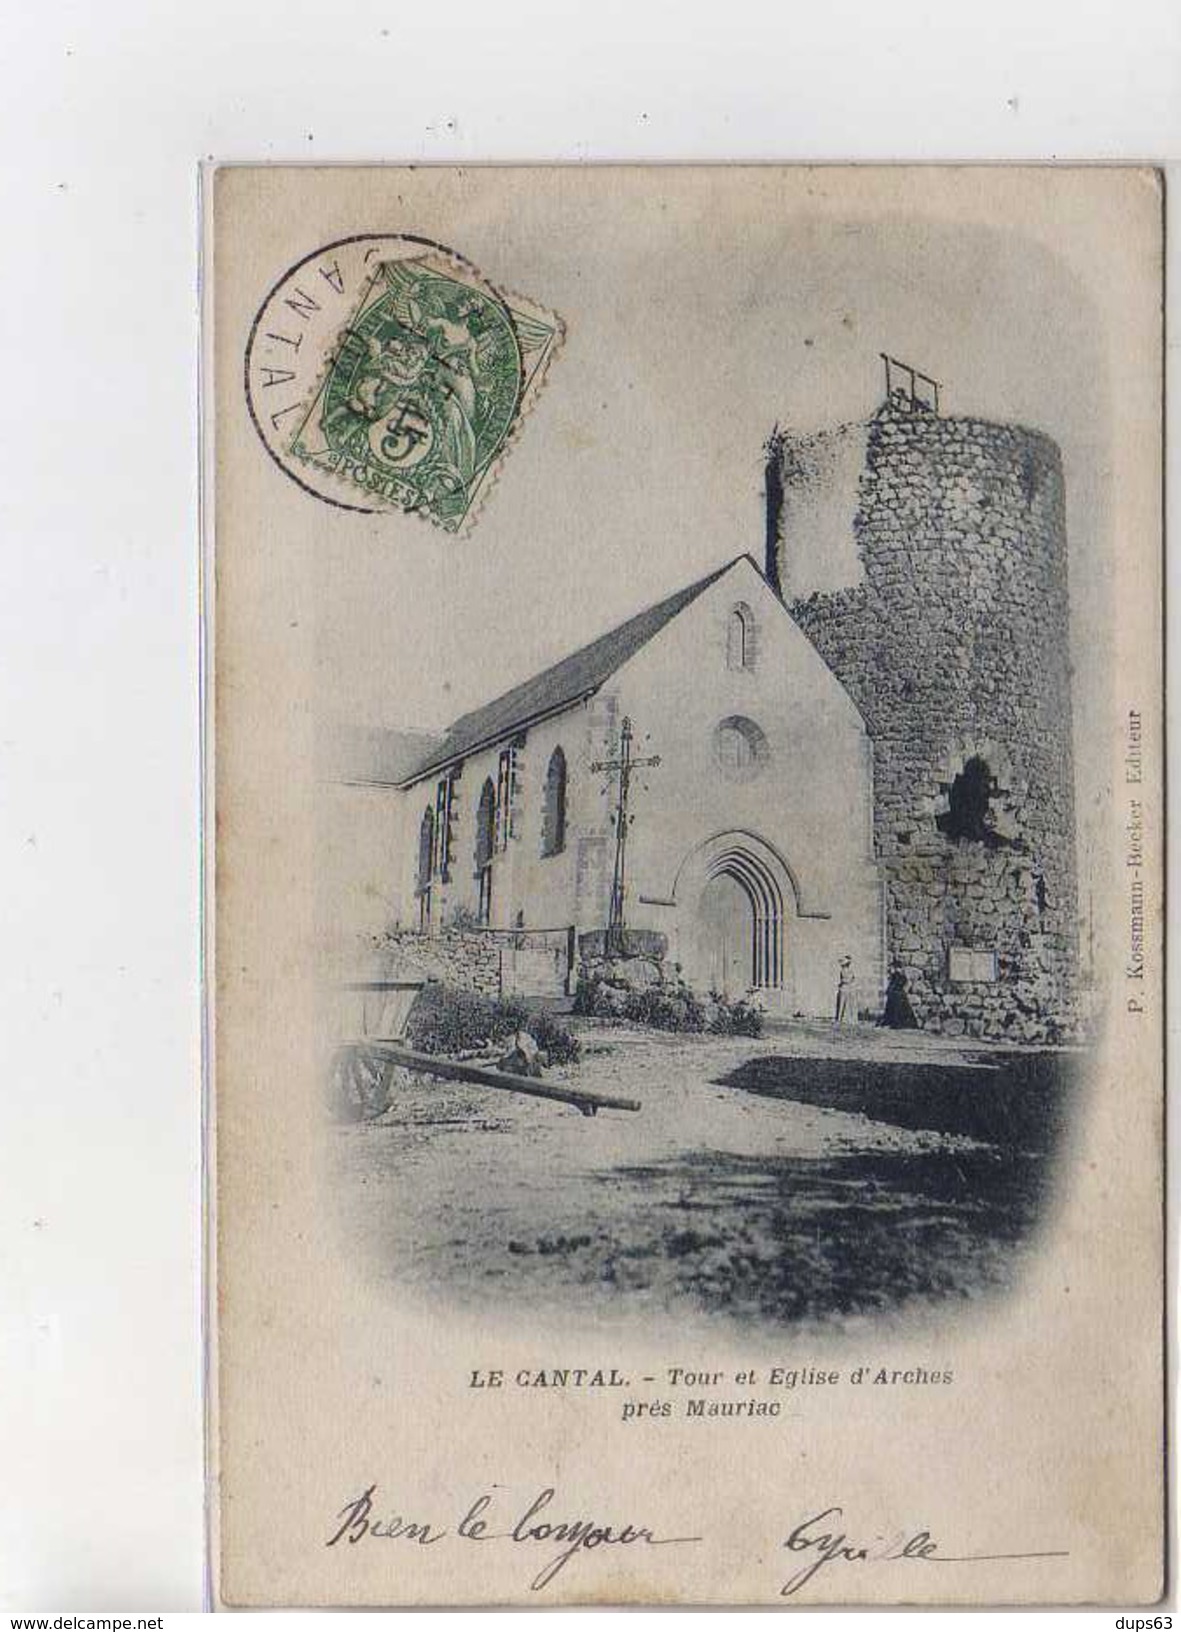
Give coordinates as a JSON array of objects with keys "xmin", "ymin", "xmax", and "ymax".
[
  {"xmin": 541, "ymin": 746, "xmax": 567, "ymax": 857},
  {"xmin": 727, "ymin": 604, "xmax": 755, "ymax": 671},
  {"xmin": 475, "ymin": 777, "xmax": 497, "ymax": 923}
]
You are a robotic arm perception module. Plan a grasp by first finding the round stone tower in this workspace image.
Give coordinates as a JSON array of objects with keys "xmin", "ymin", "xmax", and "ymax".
[{"xmin": 766, "ymin": 390, "xmax": 1078, "ymax": 1040}]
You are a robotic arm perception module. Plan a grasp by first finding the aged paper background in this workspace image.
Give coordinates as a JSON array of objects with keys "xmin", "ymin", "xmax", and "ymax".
[{"xmin": 210, "ymin": 166, "xmax": 1163, "ymax": 1606}]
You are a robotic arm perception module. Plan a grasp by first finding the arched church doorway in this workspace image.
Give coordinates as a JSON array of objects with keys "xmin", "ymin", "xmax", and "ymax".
[
  {"xmin": 673, "ymin": 832, "xmax": 795, "ymax": 1003},
  {"xmin": 698, "ymin": 872, "xmax": 754, "ymax": 996}
]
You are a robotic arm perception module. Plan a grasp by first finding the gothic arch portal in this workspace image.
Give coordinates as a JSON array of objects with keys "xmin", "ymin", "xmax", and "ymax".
[{"xmin": 672, "ymin": 831, "xmax": 800, "ymax": 1001}]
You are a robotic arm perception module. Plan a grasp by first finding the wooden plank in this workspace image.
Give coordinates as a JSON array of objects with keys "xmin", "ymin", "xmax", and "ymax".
[
  {"xmin": 352, "ymin": 1041, "xmax": 641, "ymax": 1117},
  {"xmin": 338, "ymin": 980, "xmax": 427, "ymax": 992}
]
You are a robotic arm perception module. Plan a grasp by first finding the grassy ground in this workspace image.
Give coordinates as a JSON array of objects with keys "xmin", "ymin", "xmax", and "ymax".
[{"xmin": 328, "ymin": 1019, "xmax": 1081, "ymax": 1333}]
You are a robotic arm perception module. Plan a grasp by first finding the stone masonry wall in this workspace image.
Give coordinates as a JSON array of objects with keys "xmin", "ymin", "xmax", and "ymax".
[
  {"xmin": 375, "ymin": 929, "xmax": 503, "ymax": 997},
  {"xmin": 774, "ymin": 403, "xmax": 1078, "ymax": 1040}
]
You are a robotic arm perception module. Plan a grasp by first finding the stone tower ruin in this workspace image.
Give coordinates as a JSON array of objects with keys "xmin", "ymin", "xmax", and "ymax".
[{"xmin": 766, "ymin": 369, "xmax": 1078, "ymax": 1040}]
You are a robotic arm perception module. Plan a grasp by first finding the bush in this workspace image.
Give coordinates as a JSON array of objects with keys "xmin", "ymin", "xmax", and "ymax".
[
  {"xmin": 574, "ymin": 970, "xmax": 766, "ymax": 1037},
  {"xmin": 526, "ymin": 1009, "xmax": 582, "ymax": 1065},
  {"xmin": 404, "ymin": 983, "xmax": 580, "ymax": 1064},
  {"xmin": 405, "ymin": 984, "xmax": 504, "ymax": 1054},
  {"xmin": 570, "ymin": 972, "xmax": 610, "ymax": 1011},
  {"xmin": 708, "ymin": 992, "xmax": 766, "ymax": 1038},
  {"xmin": 574, "ymin": 971, "xmax": 706, "ymax": 1032},
  {"xmin": 626, "ymin": 983, "xmax": 706, "ymax": 1032}
]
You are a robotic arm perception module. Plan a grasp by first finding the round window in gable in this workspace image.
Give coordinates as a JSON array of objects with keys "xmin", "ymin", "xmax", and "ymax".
[{"xmin": 713, "ymin": 716, "xmax": 770, "ymax": 783}]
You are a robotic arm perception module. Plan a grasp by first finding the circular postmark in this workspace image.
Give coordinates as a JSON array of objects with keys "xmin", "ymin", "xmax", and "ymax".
[{"xmin": 245, "ymin": 234, "xmax": 563, "ymax": 531}]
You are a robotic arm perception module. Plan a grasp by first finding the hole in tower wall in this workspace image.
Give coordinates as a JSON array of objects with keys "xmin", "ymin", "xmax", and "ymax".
[{"xmin": 936, "ymin": 757, "xmax": 1013, "ymax": 850}]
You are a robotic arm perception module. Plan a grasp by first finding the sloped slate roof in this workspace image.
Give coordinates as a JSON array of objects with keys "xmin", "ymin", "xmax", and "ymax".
[{"xmin": 402, "ymin": 555, "xmax": 757, "ymax": 786}]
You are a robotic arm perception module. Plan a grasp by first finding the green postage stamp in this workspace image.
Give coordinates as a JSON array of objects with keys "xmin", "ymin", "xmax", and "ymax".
[{"xmin": 246, "ymin": 238, "xmax": 563, "ymax": 533}]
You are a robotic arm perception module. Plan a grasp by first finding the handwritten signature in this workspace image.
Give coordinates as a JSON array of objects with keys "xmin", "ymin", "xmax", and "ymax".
[
  {"xmin": 327, "ymin": 1483, "xmax": 702, "ymax": 1591},
  {"xmin": 325, "ymin": 1486, "xmax": 1067, "ymax": 1597},
  {"xmin": 780, "ymin": 1506, "xmax": 1069, "ymax": 1597}
]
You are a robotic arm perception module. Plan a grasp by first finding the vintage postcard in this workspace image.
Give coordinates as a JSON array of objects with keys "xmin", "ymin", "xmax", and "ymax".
[{"xmin": 207, "ymin": 166, "xmax": 1165, "ymax": 1606}]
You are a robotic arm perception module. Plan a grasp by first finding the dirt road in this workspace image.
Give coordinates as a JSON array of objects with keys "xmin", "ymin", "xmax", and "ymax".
[{"xmin": 328, "ymin": 1020, "xmax": 1078, "ymax": 1332}]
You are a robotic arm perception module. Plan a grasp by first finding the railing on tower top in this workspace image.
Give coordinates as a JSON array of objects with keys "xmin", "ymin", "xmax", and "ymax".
[{"xmin": 880, "ymin": 353, "xmax": 941, "ymax": 415}]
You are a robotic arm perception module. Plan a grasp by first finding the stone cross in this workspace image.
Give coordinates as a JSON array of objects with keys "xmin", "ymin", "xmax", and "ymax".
[{"xmin": 590, "ymin": 715, "xmax": 661, "ymax": 950}]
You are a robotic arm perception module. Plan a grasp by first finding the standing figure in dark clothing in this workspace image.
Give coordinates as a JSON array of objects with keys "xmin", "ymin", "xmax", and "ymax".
[{"xmin": 880, "ymin": 964, "xmax": 919, "ymax": 1029}]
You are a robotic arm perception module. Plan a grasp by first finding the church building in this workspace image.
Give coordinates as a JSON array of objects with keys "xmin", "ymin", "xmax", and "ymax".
[{"xmin": 328, "ymin": 554, "xmax": 881, "ymax": 1019}]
